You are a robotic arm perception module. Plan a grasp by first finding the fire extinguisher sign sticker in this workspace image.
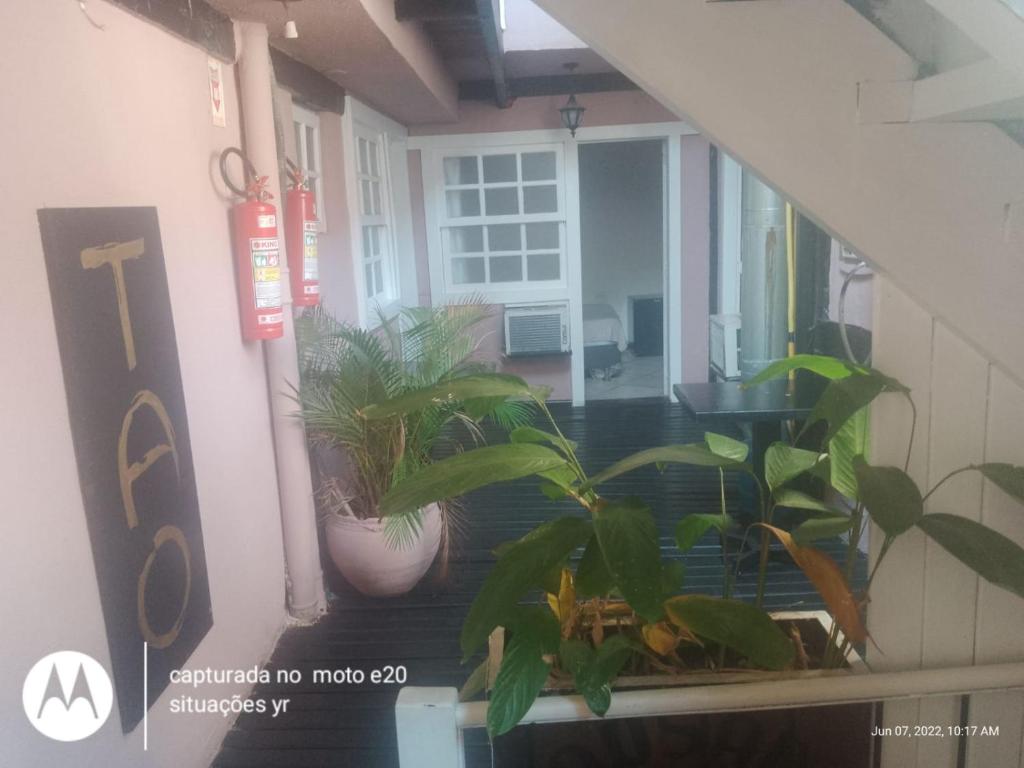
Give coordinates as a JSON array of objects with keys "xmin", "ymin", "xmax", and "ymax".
[
  {"xmin": 250, "ymin": 237, "xmax": 282, "ymax": 309},
  {"xmin": 303, "ymin": 220, "xmax": 318, "ymax": 285}
]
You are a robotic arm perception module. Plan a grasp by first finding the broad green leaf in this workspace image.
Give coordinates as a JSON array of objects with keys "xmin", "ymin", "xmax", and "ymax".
[
  {"xmin": 705, "ymin": 432, "xmax": 749, "ymax": 462},
  {"xmin": 537, "ymin": 464, "xmax": 579, "ymax": 494},
  {"xmin": 829, "ymin": 406, "xmax": 870, "ymax": 500},
  {"xmin": 854, "ymin": 457, "xmax": 923, "ymax": 538},
  {"xmin": 917, "ymin": 514, "xmax": 1024, "ymax": 601},
  {"xmin": 380, "ymin": 443, "xmax": 567, "ymax": 517},
  {"xmin": 976, "ymin": 463, "xmax": 1024, "ymax": 505},
  {"xmin": 487, "ymin": 607, "xmax": 559, "ymax": 736},
  {"xmin": 539, "ymin": 481, "xmax": 568, "ymax": 501},
  {"xmin": 675, "ymin": 513, "xmax": 734, "ymax": 554},
  {"xmin": 594, "ymin": 499, "xmax": 665, "ymax": 622},
  {"xmin": 760, "ymin": 525, "xmax": 867, "ymax": 644},
  {"xmin": 575, "ymin": 535, "xmax": 614, "ymax": 599},
  {"xmin": 462, "ymin": 395, "xmax": 510, "ymax": 421},
  {"xmin": 458, "ymin": 658, "xmax": 489, "ymax": 701},
  {"xmin": 664, "ymin": 595, "xmax": 795, "ymax": 670},
  {"xmin": 511, "ymin": 425, "xmax": 577, "ymax": 455},
  {"xmin": 743, "ymin": 354, "xmax": 859, "ymax": 387},
  {"xmin": 661, "ymin": 560, "xmax": 686, "ymax": 596},
  {"xmin": 559, "ymin": 634, "xmax": 633, "ymax": 717},
  {"xmin": 461, "ymin": 516, "xmax": 592, "ymax": 658},
  {"xmin": 807, "ymin": 375, "xmax": 888, "ymax": 443},
  {"xmin": 772, "ymin": 488, "xmax": 835, "ymax": 514},
  {"xmin": 362, "ymin": 373, "xmax": 537, "ymax": 419},
  {"xmin": 765, "ymin": 444, "xmax": 825, "ymax": 492},
  {"xmin": 792, "ymin": 515, "xmax": 855, "ymax": 546},
  {"xmin": 583, "ymin": 444, "xmax": 750, "ymax": 491}
]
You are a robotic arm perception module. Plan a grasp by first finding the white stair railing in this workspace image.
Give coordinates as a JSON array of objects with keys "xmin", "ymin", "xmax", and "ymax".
[{"xmin": 395, "ymin": 662, "xmax": 1024, "ymax": 767}]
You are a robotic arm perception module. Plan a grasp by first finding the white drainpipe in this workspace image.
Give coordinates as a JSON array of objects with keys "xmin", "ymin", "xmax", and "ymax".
[{"xmin": 238, "ymin": 21, "xmax": 326, "ymax": 621}]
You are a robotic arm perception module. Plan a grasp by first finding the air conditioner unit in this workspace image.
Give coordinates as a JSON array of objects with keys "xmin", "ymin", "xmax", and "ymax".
[
  {"xmin": 504, "ymin": 303, "xmax": 570, "ymax": 356},
  {"xmin": 709, "ymin": 313, "xmax": 741, "ymax": 380}
]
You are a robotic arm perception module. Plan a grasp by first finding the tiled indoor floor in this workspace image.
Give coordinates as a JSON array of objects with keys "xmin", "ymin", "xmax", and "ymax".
[{"xmin": 585, "ymin": 352, "xmax": 665, "ymax": 401}]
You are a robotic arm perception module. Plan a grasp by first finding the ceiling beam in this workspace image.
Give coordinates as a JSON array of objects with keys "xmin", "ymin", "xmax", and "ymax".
[
  {"xmin": 921, "ymin": 0, "xmax": 1024, "ymax": 83},
  {"xmin": 107, "ymin": 0, "xmax": 233, "ymax": 60},
  {"xmin": 394, "ymin": 0, "xmax": 478, "ymax": 22},
  {"xmin": 474, "ymin": 0, "xmax": 510, "ymax": 108},
  {"xmin": 270, "ymin": 48, "xmax": 347, "ymax": 115},
  {"xmin": 459, "ymin": 71, "xmax": 639, "ymax": 102},
  {"xmin": 858, "ymin": 58, "xmax": 1024, "ymax": 124}
]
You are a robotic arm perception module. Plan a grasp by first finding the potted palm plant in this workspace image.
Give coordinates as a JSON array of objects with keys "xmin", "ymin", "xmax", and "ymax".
[
  {"xmin": 364, "ymin": 354, "xmax": 1024, "ymax": 737},
  {"xmin": 295, "ymin": 303, "xmax": 532, "ymax": 597}
]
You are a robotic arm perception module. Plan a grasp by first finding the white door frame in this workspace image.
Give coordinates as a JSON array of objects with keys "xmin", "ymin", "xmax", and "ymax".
[{"xmin": 410, "ymin": 121, "xmax": 693, "ymax": 405}]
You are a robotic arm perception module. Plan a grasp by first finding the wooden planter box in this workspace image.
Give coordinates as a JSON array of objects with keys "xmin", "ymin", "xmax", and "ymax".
[{"xmin": 485, "ymin": 609, "xmax": 867, "ymax": 693}]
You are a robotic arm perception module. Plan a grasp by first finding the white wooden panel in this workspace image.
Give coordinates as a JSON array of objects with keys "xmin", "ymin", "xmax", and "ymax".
[
  {"xmin": 969, "ymin": 367, "xmax": 1024, "ymax": 768},
  {"xmin": 918, "ymin": 324, "xmax": 988, "ymax": 767},
  {"xmin": 868, "ymin": 275, "xmax": 933, "ymax": 767}
]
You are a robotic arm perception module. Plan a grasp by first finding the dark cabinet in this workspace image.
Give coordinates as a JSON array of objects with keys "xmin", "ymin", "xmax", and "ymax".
[{"xmin": 632, "ymin": 296, "xmax": 663, "ymax": 357}]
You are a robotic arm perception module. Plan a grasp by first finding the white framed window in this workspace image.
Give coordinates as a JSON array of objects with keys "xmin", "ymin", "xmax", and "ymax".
[
  {"xmin": 437, "ymin": 145, "xmax": 565, "ymax": 294},
  {"xmin": 292, "ymin": 104, "xmax": 326, "ymax": 233},
  {"xmin": 355, "ymin": 127, "xmax": 395, "ymax": 304}
]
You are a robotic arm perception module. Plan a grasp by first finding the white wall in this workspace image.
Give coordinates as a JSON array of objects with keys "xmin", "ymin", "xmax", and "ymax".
[
  {"xmin": 869, "ymin": 276, "xmax": 1024, "ymax": 768},
  {"xmin": 579, "ymin": 140, "xmax": 664, "ymax": 341},
  {"xmin": 1, "ymin": 3, "xmax": 287, "ymax": 765}
]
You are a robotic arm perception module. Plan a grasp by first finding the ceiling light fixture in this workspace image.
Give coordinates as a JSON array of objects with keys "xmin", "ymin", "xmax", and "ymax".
[
  {"xmin": 558, "ymin": 63, "xmax": 585, "ymax": 137},
  {"xmin": 282, "ymin": 1, "xmax": 298, "ymax": 39}
]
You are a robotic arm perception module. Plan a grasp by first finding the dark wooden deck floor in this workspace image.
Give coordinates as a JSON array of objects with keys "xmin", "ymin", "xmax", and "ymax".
[{"xmin": 212, "ymin": 398, "xmax": 866, "ymax": 768}]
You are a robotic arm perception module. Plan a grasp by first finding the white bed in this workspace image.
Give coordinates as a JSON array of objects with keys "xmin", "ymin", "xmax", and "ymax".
[{"xmin": 582, "ymin": 303, "xmax": 628, "ymax": 352}]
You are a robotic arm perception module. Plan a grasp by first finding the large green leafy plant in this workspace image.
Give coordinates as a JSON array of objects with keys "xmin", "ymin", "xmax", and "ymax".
[
  {"xmin": 295, "ymin": 303, "xmax": 532, "ymax": 547},
  {"xmin": 362, "ymin": 354, "xmax": 1024, "ymax": 737}
]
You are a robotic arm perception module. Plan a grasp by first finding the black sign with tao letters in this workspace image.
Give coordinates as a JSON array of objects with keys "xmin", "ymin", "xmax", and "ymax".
[{"xmin": 38, "ymin": 207, "xmax": 213, "ymax": 733}]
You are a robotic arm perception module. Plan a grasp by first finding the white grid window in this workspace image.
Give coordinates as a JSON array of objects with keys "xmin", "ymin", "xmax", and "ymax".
[
  {"xmin": 439, "ymin": 147, "xmax": 564, "ymax": 292},
  {"xmin": 356, "ymin": 131, "xmax": 393, "ymax": 302},
  {"xmin": 292, "ymin": 104, "xmax": 326, "ymax": 233}
]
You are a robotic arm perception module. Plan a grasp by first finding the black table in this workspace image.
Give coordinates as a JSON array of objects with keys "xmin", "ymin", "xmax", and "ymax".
[{"xmin": 672, "ymin": 375, "xmax": 825, "ymax": 481}]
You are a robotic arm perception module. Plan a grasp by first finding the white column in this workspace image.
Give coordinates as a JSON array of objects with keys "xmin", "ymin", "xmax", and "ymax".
[
  {"xmin": 238, "ymin": 21, "xmax": 325, "ymax": 621},
  {"xmin": 395, "ymin": 687, "xmax": 465, "ymax": 768}
]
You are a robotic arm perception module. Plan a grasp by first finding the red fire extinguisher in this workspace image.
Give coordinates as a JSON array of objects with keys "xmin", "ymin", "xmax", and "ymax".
[
  {"xmin": 285, "ymin": 159, "xmax": 320, "ymax": 307},
  {"xmin": 220, "ymin": 147, "xmax": 284, "ymax": 341}
]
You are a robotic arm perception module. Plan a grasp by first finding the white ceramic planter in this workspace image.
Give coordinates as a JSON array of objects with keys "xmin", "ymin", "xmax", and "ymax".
[{"xmin": 324, "ymin": 503, "xmax": 442, "ymax": 597}]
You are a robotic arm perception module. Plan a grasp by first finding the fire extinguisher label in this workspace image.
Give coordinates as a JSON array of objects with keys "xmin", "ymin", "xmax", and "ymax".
[
  {"xmin": 303, "ymin": 231, "xmax": 318, "ymax": 282},
  {"xmin": 257, "ymin": 214, "xmax": 276, "ymax": 229},
  {"xmin": 250, "ymin": 238, "xmax": 282, "ymax": 309}
]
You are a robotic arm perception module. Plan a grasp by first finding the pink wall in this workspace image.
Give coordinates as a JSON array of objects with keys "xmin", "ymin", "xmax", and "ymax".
[
  {"xmin": 3, "ymin": 2, "xmax": 287, "ymax": 765},
  {"xmin": 680, "ymin": 135, "xmax": 711, "ymax": 383},
  {"xmin": 409, "ymin": 90, "xmax": 678, "ymax": 135}
]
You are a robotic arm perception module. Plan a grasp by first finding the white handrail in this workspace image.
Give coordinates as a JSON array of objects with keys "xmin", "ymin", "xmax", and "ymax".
[
  {"xmin": 395, "ymin": 663, "xmax": 1024, "ymax": 766},
  {"xmin": 454, "ymin": 662, "xmax": 1024, "ymax": 729}
]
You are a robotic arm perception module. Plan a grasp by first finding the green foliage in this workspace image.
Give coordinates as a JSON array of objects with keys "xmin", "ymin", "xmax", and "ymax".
[
  {"xmin": 461, "ymin": 516, "xmax": 592, "ymax": 659},
  {"xmin": 582, "ymin": 444, "xmax": 750, "ymax": 491},
  {"xmin": 378, "ymin": 443, "xmax": 568, "ymax": 518},
  {"xmin": 829, "ymin": 406, "xmax": 870, "ymax": 500},
  {"xmin": 705, "ymin": 432, "xmax": 749, "ymax": 462},
  {"xmin": 593, "ymin": 499, "xmax": 665, "ymax": 622},
  {"xmin": 854, "ymin": 458, "xmax": 923, "ymax": 538},
  {"xmin": 664, "ymin": 595, "xmax": 795, "ymax": 670},
  {"xmin": 296, "ymin": 303, "xmax": 536, "ymax": 536},
  {"xmin": 976, "ymin": 463, "xmax": 1024, "ymax": 505},
  {"xmin": 675, "ymin": 514, "xmax": 734, "ymax": 554},
  {"xmin": 559, "ymin": 635, "xmax": 634, "ymax": 717},
  {"xmin": 742, "ymin": 354, "xmax": 860, "ymax": 386},
  {"xmin": 486, "ymin": 606, "xmax": 560, "ymax": 736},
  {"xmin": 575, "ymin": 535, "xmax": 614, "ymax": 598},
  {"xmin": 765, "ymin": 444, "xmax": 825, "ymax": 492},
  {"xmin": 772, "ymin": 489, "xmax": 836, "ymax": 514},
  {"xmin": 916, "ymin": 514, "xmax": 1024, "ymax": 601},
  {"xmin": 792, "ymin": 515, "xmax": 855, "ymax": 546}
]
